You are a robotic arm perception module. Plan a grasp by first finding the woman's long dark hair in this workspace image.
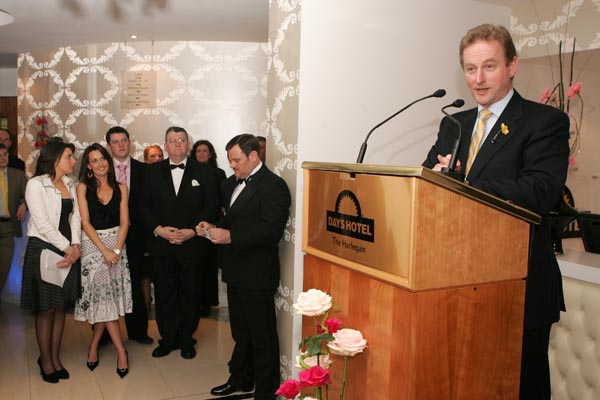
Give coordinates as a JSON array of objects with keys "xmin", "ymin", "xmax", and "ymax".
[
  {"xmin": 34, "ymin": 137, "xmax": 76, "ymax": 179},
  {"xmin": 191, "ymin": 139, "xmax": 219, "ymax": 168},
  {"xmin": 78, "ymin": 143, "xmax": 121, "ymax": 200}
]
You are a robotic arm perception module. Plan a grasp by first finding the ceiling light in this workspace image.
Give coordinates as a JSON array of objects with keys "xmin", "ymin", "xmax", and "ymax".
[
  {"xmin": 130, "ymin": 34, "xmax": 137, "ymax": 39},
  {"xmin": 0, "ymin": 9, "xmax": 15, "ymax": 26}
]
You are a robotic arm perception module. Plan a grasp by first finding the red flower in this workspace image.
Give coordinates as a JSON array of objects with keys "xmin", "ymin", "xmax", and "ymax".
[
  {"xmin": 325, "ymin": 318, "xmax": 342, "ymax": 334},
  {"xmin": 35, "ymin": 117, "xmax": 48, "ymax": 126},
  {"xmin": 539, "ymin": 87, "xmax": 551, "ymax": 103},
  {"xmin": 299, "ymin": 365, "xmax": 331, "ymax": 387},
  {"xmin": 275, "ymin": 379, "xmax": 301, "ymax": 399},
  {"xmin": 317, "ymin": 324, "xmax": 325, "ymax": 334},
  {"xmin": 567, "ymin": 82, "xmax": 582, "ymax": 99}
]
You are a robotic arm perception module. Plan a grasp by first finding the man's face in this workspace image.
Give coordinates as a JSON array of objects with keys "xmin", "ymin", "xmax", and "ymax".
[
  {"xmin": 0, "ymin": 149, "xmax": 8, "ymax": 168},
  {"xmin": 107, "ymin": 132, "xmax": 130, "ymax": 161},
  {"xmin": 164, "ymin": 130, "xmax": 189, "ymax": 162},
  {"xmin": 462, "ymin": 39, "xmax": 517, "ymax": 109},
  {"xmin": 227, "ymin": 144, "xmax": 259, "ymax": 179},
  {"xmin": 0, "ymin": 130, "xmax": 11, "ymax": 149}
]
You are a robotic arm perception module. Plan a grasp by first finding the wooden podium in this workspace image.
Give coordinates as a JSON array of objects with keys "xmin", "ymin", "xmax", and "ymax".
[{"xmin": 301, "ymin": 162, "xmax": 539, "ymax": 400}]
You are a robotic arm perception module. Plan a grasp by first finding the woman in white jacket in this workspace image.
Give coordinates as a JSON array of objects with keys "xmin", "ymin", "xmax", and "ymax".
[{"xmin": 21, "ymin": 139, "xmax": 81, "ymax": 384}]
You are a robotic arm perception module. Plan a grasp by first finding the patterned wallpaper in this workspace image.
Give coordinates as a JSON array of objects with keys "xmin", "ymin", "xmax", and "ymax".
[
  {"xmin": 267, "ymin": 0, "xmax": 301, "ymax": 382},
  {"xmin": 17, "ymin": 41, "xmax": 268, "ymax": 175}
]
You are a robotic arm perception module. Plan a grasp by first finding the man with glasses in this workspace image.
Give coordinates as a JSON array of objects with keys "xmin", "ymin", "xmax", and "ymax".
[
  {"xmin": 0, "ymin": 129, "xmax": 25, "ymax": 171},
  {"xmin": 142, "ymin": 126, "xmax": 220, "ymax": 359}
]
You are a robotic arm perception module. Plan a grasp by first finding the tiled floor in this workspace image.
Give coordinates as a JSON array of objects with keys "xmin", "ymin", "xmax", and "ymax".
[{"xmin": 0, "ymin": 302, "xmax": 238, "ymax": 400}]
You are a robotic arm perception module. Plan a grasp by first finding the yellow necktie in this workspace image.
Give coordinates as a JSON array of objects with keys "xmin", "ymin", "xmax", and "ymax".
[
  {"xmin": 0, "ymin": 170, "xmax": 9, "ymax": 217},
  {"xmin": 465, "ymin": 109, "xmax": 493, "ymax": 176}
]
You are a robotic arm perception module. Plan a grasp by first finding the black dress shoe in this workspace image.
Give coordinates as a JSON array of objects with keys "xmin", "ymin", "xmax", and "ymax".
[
  {"xmin": 151, "ymin": 345, "xmax": 173, "ymax": 358},
  {"xmin": 210, "ymin": 382, "xmax": 254, "ymax": 396},
  {"xmin": 55, "ymin": 368, "xmax": 70, "ymax": 379},
  {"xmin": 134, "ymin": 336, "xmax": 154, "ymax": 345},
  {"xmin": 116, "ymin": 351, "xmax": 129, "ymax": 379},
  {"xmin": 180, "ymin": 346, "xmax": 196, "ymax": 359}
]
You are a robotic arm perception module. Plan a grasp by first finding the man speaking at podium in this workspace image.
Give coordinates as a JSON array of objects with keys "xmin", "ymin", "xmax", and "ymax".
[{"xmin": 423, "ymin": 24, "xmax": 569, "ymax": 400}]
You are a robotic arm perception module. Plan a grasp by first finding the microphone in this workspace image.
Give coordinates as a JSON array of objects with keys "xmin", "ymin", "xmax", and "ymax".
[
  {"xmin": 355, "ymin": 89, "xmax": 446, "ymax": 163},
  {"xmin": 439, "ymin": 99, "xmax": 466, "ymax": 181}
]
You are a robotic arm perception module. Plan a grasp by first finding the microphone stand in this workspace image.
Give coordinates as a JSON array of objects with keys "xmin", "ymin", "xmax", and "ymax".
[{"xmin": 440, "ymin": 99, "xmax": 465, "ymax": 181}]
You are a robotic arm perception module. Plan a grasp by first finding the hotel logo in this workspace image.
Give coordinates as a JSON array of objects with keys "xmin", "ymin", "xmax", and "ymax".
[{"xmin": 326, "ymin": 190, "xmax": 375, "ymax": 243}]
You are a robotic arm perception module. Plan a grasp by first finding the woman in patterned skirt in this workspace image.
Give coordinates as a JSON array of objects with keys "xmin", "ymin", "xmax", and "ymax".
[
  {"xmin": 74, "ymin": 143, "xmax": 132, "ymax": 378},
  {"xmin": 21, "ymin": 139, "xmax": 81, "ymax": 383}
]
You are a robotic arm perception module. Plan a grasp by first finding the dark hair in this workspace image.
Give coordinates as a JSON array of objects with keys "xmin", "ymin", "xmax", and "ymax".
[
  {"xmin": 78, "ymin": 143, "xmax": 121, "ymax": 199},
  {"xmin": 191, "ymin": 140, "xmax": 219, "ymax": 168},
  {"xmin": 164, "ymin": 126, "xmax": 188, "ymax": 142},
  {"xmin": 459, "ymin": 24, "xmax": 517, "ymax": 68},
  {"xmin": 34, "ymin": 138, "xmax": 76, "ymax": 179},
  {"xmin": 143, "ymin": 144, "xmax": 163, "ymax": 162},
  {"xmin": 105, "ymin": 126, "xmax": 130, "ymax": 144},
  {"xmin": 256, "ymin": 135, "xmax": 266, "ymax": 143},
  {"xmin": 225, "ymin": 134, "xmax": 260, "ymax": 157}
]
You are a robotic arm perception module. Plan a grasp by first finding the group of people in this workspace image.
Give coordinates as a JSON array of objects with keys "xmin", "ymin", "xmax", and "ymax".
[
  {"xmin": 2, "ymin": 21, "xmax": 569, "ymax": 400},
  {"xmin": 2, "ymin": 125, "xmax": 289, "ymax": 400}
]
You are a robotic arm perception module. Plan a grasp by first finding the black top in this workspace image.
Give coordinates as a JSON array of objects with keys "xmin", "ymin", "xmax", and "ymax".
[
  {"xmin": 58, "ymin": 199, "xmax": 73, "ymax": 242},
  {"xmin": 86, "ymin": 188, "xmax": 120, "ymax": 230}
]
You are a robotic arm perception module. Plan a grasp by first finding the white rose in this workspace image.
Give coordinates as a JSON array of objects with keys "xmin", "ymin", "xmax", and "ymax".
[
  {"xmin": 295, "ymin": 352, "xmax": 332, "ymax": 370},
  {"xmin": 327, "ymin": 328, "xmax": 367, "ymax": 357},
  {"xmin": 293, "ymin": 289, "xmax": 332, "ymax": 316}
]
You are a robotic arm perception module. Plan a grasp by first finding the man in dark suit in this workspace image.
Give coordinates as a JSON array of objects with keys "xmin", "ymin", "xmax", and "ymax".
[
  {"xmin": 0, "ymin": 129, "xmax": 25, "ymax": 171},
  {"xmin": 0, "ymin": 143, "xmax": 27, "ymax": 297},
  {"xmin": 142, "ymin": 126, "xmax": 219, "ymax": 360},
  {"xmin": 197, "ymin": 134, "xmax": 291, "ymax": 400},
  {"xmin": 106, "ymin": 126, "xmax": 153, "ymax": 345},
  {"xmin": 423, "ymin": 24, "xmax": 569, "ymax": 400}
]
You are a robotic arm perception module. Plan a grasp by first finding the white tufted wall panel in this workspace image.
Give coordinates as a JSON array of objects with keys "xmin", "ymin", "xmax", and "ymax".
[{"xmin": 550, "ymin": 277, "xmax": 600, "ymax": 400}]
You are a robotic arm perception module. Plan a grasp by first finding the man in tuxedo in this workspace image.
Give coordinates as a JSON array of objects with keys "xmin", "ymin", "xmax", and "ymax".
[
  {"xmin": 142, "ymin": 126, "xmax": 219, "ymax": 359},
  {"xmin": 197, "ymin": 134, "xmax": 291, "ymax": 400},
  {"xmin": 106, "ymin": 126, "xmax": 153, "ymax": 345},
  {"xmin": 0, "ymin": 143, "xmax": 27, "ymax": 297},
  {"xmin": 0, "ymin": 129, "xmax": 25, "ymax": 171},
  {"xmin": 423, "ymin": 24, "xmax": 569, "ymax": 400}
]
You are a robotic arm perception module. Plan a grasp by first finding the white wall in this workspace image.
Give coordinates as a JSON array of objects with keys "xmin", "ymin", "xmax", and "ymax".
[{"xmin": 0, "ymin": 68, "xmax": 17, "ymax": 96}]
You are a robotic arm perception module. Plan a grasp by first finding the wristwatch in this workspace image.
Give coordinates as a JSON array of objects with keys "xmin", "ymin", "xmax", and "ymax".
[{"xmin": 113, "ymin": 249, "xmax": 121, "ymax": 256}]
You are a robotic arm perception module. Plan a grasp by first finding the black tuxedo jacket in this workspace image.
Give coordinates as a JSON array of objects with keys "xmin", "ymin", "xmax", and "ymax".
[
  {"xmin": 424, "ymin": 91, "xmax": 570, "ymax": 329},
  {"xmin": 126, "ymin": 158, "xmax": 147, "ymax": 253},
  {"xmin": 217, "ymin": 164, "xmax": 291, "ymax": 291},
  {"xmin": 142, "ymin": 158, "xmax": 220, "ymax": 257}
]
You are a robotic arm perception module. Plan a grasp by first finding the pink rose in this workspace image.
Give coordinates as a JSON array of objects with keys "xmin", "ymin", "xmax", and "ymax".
[
  {"xmin": 293, "ymin": 289, "xmax": 332, "ymax": 316},
  {"xmin": 275, "ymin": 379, "xmax": 301, "ymax": 398},
  {"xmin": 539, "ymin": 87, "xmax": 551, "ymax": 103},
  {"xmin": 327, "ymin": 328, "xmax": 367, "ymax": 357},
  {"xmin": 298, "ymin": 365, "xmax": 331, "ymax": 387},
  {"xmin": 325, "ymin": 318, "xmax": 342, "ymax": 333},
  {"xmin": 567, "ymin": 82, "xmax": 582, "ymax": 99}
]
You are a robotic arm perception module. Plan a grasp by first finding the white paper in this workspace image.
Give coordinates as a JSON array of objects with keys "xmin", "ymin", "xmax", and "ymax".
[{"xmin": 40, "ymin": 249, "xmax": 71, "ymax": 288}]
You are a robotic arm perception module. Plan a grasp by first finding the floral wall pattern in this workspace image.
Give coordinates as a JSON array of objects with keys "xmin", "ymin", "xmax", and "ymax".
[{"xmin": 17, "ymin": 41, "xmax": 268, "ymax": 175}]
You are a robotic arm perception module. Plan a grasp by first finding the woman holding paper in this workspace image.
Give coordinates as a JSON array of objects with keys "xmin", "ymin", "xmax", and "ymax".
[
  {"xmin": 21, "ymin": 138, "xmax": 81, "ymax": 384},
  {"xmin": 74, "ymin": 143, "xmax": 131, "ymax": 378}
]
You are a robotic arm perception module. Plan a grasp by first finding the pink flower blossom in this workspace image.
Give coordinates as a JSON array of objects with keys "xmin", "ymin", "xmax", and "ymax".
[
  {"xmin": 327, "ymin": 329, "xmax": 368, "ymax": 357},
  {"xmin": 539, "ymin": 87, "xmax": 551, "ymax": 103},
  {"xmin": 325, "ymin": 318, "xmax": 342, "ymax": 334},
  {"xmin": 567, "ymin": 82, "xmax": 582, "ymax": 99},
  {"xmin": 568, "ymin": 156, "xmax": 576, "ymax": 166},
  {"xmin": 298, "ymin": 365, "xmax": 331, "ymax": 387},
  {"xmin": 275, "ymin": 379, "xmax": 301, "ymax": 399}
]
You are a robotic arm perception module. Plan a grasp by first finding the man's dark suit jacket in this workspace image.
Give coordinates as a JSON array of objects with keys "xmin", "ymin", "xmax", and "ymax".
[
  {"xmin": 423, "ymin": 91, "xmax": 569, "ymax": 330},
  {"xmin": 217, "ymin": 164, "xmax": 291, "ymax": 291},
  {"xmin": 142, "ymin": 158, "xmax": 220, "ymax": 256},
  {"xmin": 6, "ymin": 167, "xmax": 27, "ymax": 236},
  {"xmin": 126, "ymin": 158, "xmax": 147, "ymax": 254}
]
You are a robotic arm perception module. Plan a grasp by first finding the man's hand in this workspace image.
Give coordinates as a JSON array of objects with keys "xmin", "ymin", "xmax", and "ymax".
[
  {"xmin": 432, "ymin": 154, "xmax": 461, "ymax": 172},
  {"xmin": 195, "ymin": 221, "xmax": 214, "ymax": 238},
  {"xmin": 16, "ymin": 204, "xmax": 26, "ymax": 221},
  {"xmin": 207, "ymin": 227, "xmax": 231, "ymax": 245}
]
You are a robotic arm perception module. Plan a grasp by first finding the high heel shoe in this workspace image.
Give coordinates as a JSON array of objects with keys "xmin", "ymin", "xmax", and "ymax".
[
  {"xmin": 55, "ymin": 367, "xmax": 70, "ymax": 379},
  {"xmin": 37, "ymin": 357, "xmax": 59, "ymax": 384},
  {"xmin": 87, "ymin": 348, "xmax": 99, "ymax": 371},
  {"xmin": 116, "ymin": 351, "xmax": 129, "ymax": 379}
]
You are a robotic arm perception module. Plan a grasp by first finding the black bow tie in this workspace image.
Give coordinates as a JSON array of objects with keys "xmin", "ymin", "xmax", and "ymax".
[
  {"xmin": 236, "ymin": 175, "xmax": 255, "ymax": 185},
  {"xmin": 170, "ymin": 163, "xmax": 185, "ymax": 170}
]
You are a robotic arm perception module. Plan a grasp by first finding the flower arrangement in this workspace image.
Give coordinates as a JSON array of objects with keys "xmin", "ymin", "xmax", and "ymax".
[
  {"xmin": 276, "ymin": 289, "xmax": 367, "ymax": 400},
  {"xmin": 538, "ymin": 38, "xmax": 583, "ymax": 165},
  {"xmin": 34, "ymin": 114, "xmax": 50, "ymax": 148}
]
